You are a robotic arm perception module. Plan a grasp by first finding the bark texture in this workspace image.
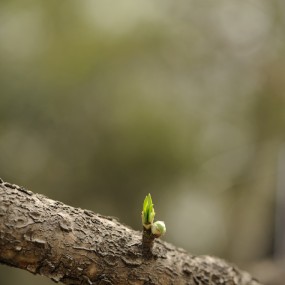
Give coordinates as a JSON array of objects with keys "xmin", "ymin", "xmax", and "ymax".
[{"xmin": 0, "ymin": 179, "xmax": 262, "ymax": 285}]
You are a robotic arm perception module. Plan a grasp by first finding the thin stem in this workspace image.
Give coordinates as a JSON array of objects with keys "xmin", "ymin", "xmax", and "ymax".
[{"xmin": 142, "ymin": 227, "xmax": 156, "ymax": 257}]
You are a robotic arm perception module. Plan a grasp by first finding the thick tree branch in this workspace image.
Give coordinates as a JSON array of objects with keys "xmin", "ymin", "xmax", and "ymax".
[{"xmin": 0, "ymin": 179, "xmax": 261, "ymax": 285}]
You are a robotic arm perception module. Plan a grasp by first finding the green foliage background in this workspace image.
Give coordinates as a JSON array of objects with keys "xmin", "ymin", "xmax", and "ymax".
[{"xmin": 1, "ymin": 1, "xmax": 285, "ymax": 284}]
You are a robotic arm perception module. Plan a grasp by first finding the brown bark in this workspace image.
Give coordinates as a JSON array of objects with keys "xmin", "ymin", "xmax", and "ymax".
[{"xmin": 0, "ymin": 179, "xmax": 261, "ymax": 285}]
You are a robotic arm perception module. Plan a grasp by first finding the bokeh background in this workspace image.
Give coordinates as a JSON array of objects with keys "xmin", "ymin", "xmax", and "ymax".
[{"xmin": 1, "ymin": 1, "xmax": 285, "ymax": 284}]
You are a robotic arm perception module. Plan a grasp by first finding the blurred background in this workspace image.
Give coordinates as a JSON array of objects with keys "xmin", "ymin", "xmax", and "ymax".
[{"xmin": 0, "ymin": 0, "xmax": 285, "ymax": 284}]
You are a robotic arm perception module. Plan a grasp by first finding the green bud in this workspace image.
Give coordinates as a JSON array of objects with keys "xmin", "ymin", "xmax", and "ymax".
[
  {"xmin": 151, "ymin": 221, "xmax": 166, "ymax": 237},
  {"xmin": 142, "ymin": 193, "xmax": 155, "ymax": 229}
]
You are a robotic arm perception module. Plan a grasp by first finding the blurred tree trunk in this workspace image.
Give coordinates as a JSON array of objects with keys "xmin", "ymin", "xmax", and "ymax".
[
  {"xmin": 0, "ymin": 179, "xmax": 261, "ymax": 285},
  {"xmin": 228, "ymin": 66, "xmax": 285, "ymax": 264}
]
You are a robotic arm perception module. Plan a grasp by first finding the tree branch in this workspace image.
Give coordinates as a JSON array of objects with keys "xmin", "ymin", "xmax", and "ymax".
[{"xmin": 0, "ymin": 179, "xmax": 261, "ymax": 285}]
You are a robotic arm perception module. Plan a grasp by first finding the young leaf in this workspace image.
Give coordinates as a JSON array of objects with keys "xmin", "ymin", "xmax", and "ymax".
[{"xmin": 142, "ymin": 193, "xmax": 155, "ymax": 229}]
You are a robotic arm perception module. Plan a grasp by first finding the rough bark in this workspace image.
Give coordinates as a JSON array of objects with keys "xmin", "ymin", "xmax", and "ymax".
[{"xmin": 0, "ymin": 179, "xmax": 261, "ymax": 285}]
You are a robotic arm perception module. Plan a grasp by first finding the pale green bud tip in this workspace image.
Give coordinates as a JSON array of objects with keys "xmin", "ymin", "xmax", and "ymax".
[
  {"xmin": 151, "ymin": 221, "xmax": 166, "ymax": 237},
  {"xmin": 142, "ymin": 193, "xmax": 155, "ymax": 228}
]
